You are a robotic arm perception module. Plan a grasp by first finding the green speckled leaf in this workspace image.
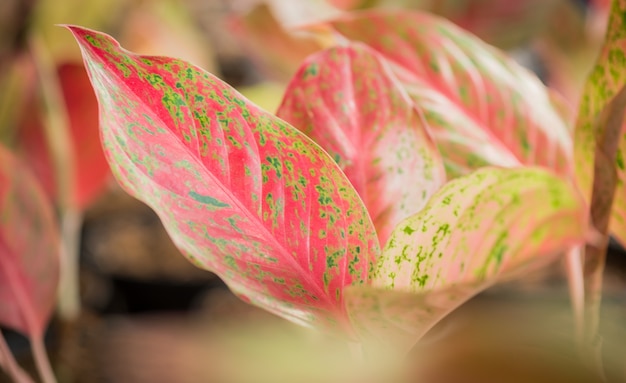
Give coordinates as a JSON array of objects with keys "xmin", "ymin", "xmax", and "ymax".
[
  {"xmin": 67, "ymin": 26, "xmax": 379, "ymax": 335},
  {"xmin": 345, "ymin": 167, "xmax": 588, "ymax": 351},
  {"xmin": 310, "ymin": 11, "xmax": 573, "ymax": 179},
  {"xmin": 574, "ymin": 0, "xmax": 626, "ymax": 245},
  {"xmin": 277, "ymin": 43, "xmax": 446, "ymax": 244},
  {"xmin": 0, "ymin": 144, "xmax": 60, "ymax": 339}
]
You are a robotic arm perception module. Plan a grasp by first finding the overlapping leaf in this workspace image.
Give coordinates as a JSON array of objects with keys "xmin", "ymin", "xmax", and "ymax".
[
  {"xmin": 574, "ymin": 0, "xmax": 626, "ymax": 245},
  {"xmin": 345, "ymin": 167, "xmax": 588, "ymax": 351},
  {"xmin": 325, "ymin": 0, "xmax": 568, "ymax": 49},
  {"xmin": 310, "ymin": 11, "xmax": 573, "ymax": 179},
  {"xmin": 277, "ymin": 43, "xmax": 446, "ymax": 244},
  {"xmin": 420, "ymin": 0, "xmax": 568, "ymax": 49},
  {"xmin": 0, "ymin": 144, "xmax": 60, "ymax": 339},
  {"xmin": 68, "ymin": 26, "xmax": 379, "ymax": 335}
]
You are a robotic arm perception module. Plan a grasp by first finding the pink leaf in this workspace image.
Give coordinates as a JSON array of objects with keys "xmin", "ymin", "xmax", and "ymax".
[
  {"xmin": 574, "ymin": 0, "xmax": 626, "ymax": 246},
  {"xmin": 67, "ymin": 26, "xmax": 379, "ymax": 335},
  {"xmin": 277, "ymin": 43, "xmax": 446, "ymax": 244},
  {"xmin": 327, "ymin": 0, "xmax": 363, "ymax": 10},
  {"xmin": 0, "ymin": 144, "xmax": 60, "ymax": 339},
  {"xmin": 19, "ymin": 62, "xmax": 110, "ymax": 210},
  {"xmin": 311, "ymin": 11, "xmax": 573, "ymax": 179},
  {"xmin": 345, "ymin": 167, "xmax": 588, "ymax": 351}
]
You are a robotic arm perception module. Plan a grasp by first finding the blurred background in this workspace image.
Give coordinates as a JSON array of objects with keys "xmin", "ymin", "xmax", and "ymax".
[{"xmin": 1, "ymin": 0, "xmax": 626, "ymax": 382}]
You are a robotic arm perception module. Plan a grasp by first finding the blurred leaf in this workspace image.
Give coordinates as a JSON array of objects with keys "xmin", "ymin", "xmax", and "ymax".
[
  {"xmin": 0, "ymin": 54, "xmax": 36, "ymax": 146},
  {"xmin": 18, "ymin": 62, "xmax": 109, "ymax": 209},
  {"xmin": 327, "ymin": 0, "xmax": 364, "ymax": 9},
  {"xmin": 537, "ymin": 39, "xmax": 600, "ymax": 109},
  {"xmin": 346, "ymin": 167, "xmax": 588, "ymax": 351},
  {"xmin": 230, "ymin": 3, "xmax": 324, "ymax": 80},
  {"xmin": 574, "ymin": 0, "xmax": 626, "ymax": 245},
  {"xmin": 311, "ymin": 10, "xmax": 573, "ymax": 179},
  {"xmin": 277, "ymin": 43, "xmax": 446, "ymax": 244},
  {"xmin": 0, "ymin": 143, "xmax": 59, "ymax": 339},
  {"xmin": 68, "ymin": 26, "xmax": 379, "ymax": 335},
  {"xmin": 345, "ymin": 0, "xmax": 566, "ymax": 49},
  {"xmin": 119, "ymin": 0, "xmax": 217, "ymax": 75}
]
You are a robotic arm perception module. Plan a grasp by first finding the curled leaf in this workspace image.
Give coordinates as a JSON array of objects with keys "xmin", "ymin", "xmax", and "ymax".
[
  {"xmin": 277, "ymin": 43, "xmax": 446, "ymax": 244},
  {"xmin": 68, "ymin": 26, "xmax": 379, "ymax": 335},
  {"xmin": 574, "ymin": 0, "xmax": 626, "ymax": 245},
  {"xmin": 346, "ymin": 167, "xmax": 588, "ymax": 351},
  {"xmin": 0, "ymin": 144, "xmax": 60, "ymax": 339},
  {"xmin": 311, "ymin": 11, "xmax": 573, "ymax": 179}
]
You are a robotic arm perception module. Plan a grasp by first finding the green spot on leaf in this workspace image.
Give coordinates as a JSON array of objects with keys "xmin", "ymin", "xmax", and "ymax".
[{"xmin": 188, "ymin": 191, "xmax": 229, "ymax": 208}]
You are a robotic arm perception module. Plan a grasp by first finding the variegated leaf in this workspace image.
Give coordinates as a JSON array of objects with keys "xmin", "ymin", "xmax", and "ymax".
[
  {"xmin": 0, "ymin": 144, "xmax": 60, "ymax": 339},
  {"xmin": 345, "ymin": 167, "xmax": 588, "ymax": 351},
  {"xmin": 68, "ymin": 26, "xmax": 379, "ymax": 335},
  {"xmin": 277, "ymin": 43, "xmax": 446, "ymax": 244},
  {"xmin": 574, "ymin": 0, "xmax": 626, "ymax": 245},
  {"xmin": 310, "ymin": 11, "xmax": 573, "ymax": 179}
]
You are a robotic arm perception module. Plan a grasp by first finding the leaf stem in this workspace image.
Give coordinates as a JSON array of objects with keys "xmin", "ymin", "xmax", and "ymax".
[
  {"xmin": 583, "ymin": 85, "xmax": 626, "ymax": 378},
  {"xmin": 565, "ymin": 246, "xmax": 585, "ymax": 343},
  {"xmin": 56, "ymin": 210, "xmax": 83, "ymax": 320},
  {"xmin": 31, "ymin": 336, "xmax": 56, "ymax": 383},
  {"xmin": 0, "ymin": 333, "xmax": 36, "ymax": 383}
]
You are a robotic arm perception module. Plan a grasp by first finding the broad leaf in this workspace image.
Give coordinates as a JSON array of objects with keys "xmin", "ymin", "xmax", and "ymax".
[
  {"xmin": 277, "ymin": 43, "xmax": 446, "ymax": 244},
  {"xmin": 68, "ymin": 26, "xmax": 379, "ymax": 335},
  {"xmin": 574, "ymin": 0, "xmax": 626, "ymax": 245},
  {"xmin": 19, "ymin": 62, "xmax": 109, "ymax": 209},
  {"xmin": 0, "ymin": 144, "xmax": 60, "ymax": 339},
  {"xmin": 310, "ymin": 11, "xmax": 573, "ymax": 179},
  {"xmin": 345, "ymin": 167, "xmax": 588, "ymax": 351}
]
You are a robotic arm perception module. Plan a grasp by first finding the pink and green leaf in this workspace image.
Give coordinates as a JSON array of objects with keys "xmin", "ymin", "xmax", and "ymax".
[
  {"xmin": 345, "ymin": 167, "xmax": 588, "ymax": 351},
  {"xmin": 277, "ymin": 43, "xmax": 446, "ymax": 244},
  {"xmin": 309, "ymin": 11, "xmax": 573, "ymax": 179},
  {"xmin": 574, "ymin": 0, "xmax": 626, "ymax": 245},
  {"xmin": 68, "ymin": 26, "xmax": 379, "ymax": 335},
  {"xmin": 0, "ymin": 144, "xmax": 60, "ymax": 339}
]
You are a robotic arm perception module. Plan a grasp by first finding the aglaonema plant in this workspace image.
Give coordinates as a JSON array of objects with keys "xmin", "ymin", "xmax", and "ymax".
[
  {"xmin": 67, "ymin": 25, "xmax": 380, "ymax": 336},
  {"xmin": 298, "ymin": 2, "xmax": 626, "ymax": 364},
  {"xmin": 277, "ymin": 11, "xmax": 591, "ymax": 350},
  {"xmin": 17, "ymin": 58, "xmax": 110, "ymax": 322},
  {"xmin": 0, "ymin": 144, "xmax": 60, "ymax": 383},
  {"xmin": 572, "ymin": 0, "xmax": 626, "ymax": 355},
  {"xmin": 276, "ymin": 42, "xmax": 446, "ymax": 244},
  {"xmin": 65, "ymin": 18, "xmax": 589, "ymax": 366},
  {"xmin": 304, "ymin": 10, "xmax": 574, "ymax": 179}
]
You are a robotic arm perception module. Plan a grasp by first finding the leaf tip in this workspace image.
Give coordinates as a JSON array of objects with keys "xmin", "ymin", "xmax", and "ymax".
[
  {"xmin": 61, "ymin": 24, "xmax": 90, "ymax": 37},
  {"xmin": 62, "ymin": 24, "xmax": 121, "ymax": 53}
]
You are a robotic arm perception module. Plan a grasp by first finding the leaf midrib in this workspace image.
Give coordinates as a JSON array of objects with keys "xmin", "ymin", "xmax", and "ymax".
[{"xmin": 88, "ymin": 44, "xmax": 352, "ymax": 315}]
